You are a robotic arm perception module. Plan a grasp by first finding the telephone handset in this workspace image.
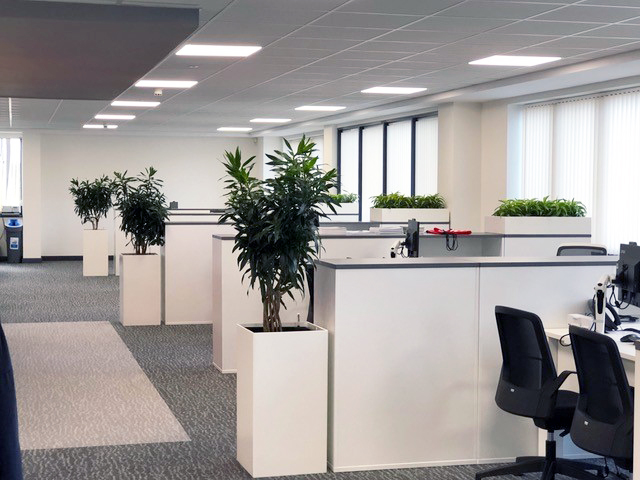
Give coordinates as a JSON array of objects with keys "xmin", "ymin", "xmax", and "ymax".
[{"xmin": 588, "ymin": 298, "xmax": 621, "ymax": 331}]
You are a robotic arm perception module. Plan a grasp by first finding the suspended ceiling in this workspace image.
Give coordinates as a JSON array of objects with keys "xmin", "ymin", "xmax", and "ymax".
[{"xmin": 4, "ymin": 0, "xmax": 640, "ymax": 135}]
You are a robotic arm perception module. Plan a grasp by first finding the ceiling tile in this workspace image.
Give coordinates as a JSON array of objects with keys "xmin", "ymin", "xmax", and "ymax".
[
  {"xmin": 375, "ymin": 29, "xmax": 473, "ymax": 43},
  {"xmin": 436, "ymin": 1, "xmax": 561, "ymax": 19},
  {"xmin": 337, "ymin": 0, "xmax": 463, "ymax": 15},
  {"xmin": 211, "ymin": 4, "xmax": 328, "ymax": 25},
  {"xmin": 407, "ymin": 16, "xmax": 513, "ymax": 33},
  {"xmin": 349, "ymin": 41, "xmax": 436, "ymax": 53},
  {"xmin": 577, "ymin": 24, "xmax": 640, "ymax": 38},
  {"xmin": 534, "ymin": 5, "xmax": 640, "ymax": 23},
  {"xmin": 290, "ymin": 25, "xmax": 389, "ymax": 41},
  {"xmin": 537, "ymin": 36, "xmax": 636, "ymax": 49},
  {"xmin": 492, "ymin": 20, "xmax": 597, "ymax": 36},
  {"xmin": 311, "ymin": 12, "xmax": 421, "ymax": 29}
]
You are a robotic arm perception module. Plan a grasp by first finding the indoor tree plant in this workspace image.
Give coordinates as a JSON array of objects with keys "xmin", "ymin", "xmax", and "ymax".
[
  {"xmin": 370, "ymin": 192, "xmax": 450, "ymax": 224},
  {"xmin": 112, "ymin": 167, "xmax": 169, "ymax": 326},
  {"xmin": 220, "ymin": 136, "xmax": 336, "ymax": 477},
  {"xmin": 485, "ymin": 196, "xmax": 592, "ymax": 256},
  {"xmin": 69, "ymin": 175, "xmax": 113, "ymax": 276}
]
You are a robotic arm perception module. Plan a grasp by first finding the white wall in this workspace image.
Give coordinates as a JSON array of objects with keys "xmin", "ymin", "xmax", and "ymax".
[
  {"xmin": 22, "ymin": 132, "xmax": 42, "ymax": 260},
  {"xmin": 38, "ymin": 132, "xmax": 258, "ymax": 257}
]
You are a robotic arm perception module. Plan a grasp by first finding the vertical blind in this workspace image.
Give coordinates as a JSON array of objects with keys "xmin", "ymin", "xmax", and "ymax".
[
  {"xmin": 338, "ymin": 115, "xmax": 439, "ymax": 220},
  {"xmin": 386, "ymin": 121, "xmax": 412, "ymax": 195},
  {"xmin": 521, "ymin": 90, "xmax": 640, "ymax": 252},
  {"xmin": 361, "ymin": 125, "xmax": 384, "ymax": 222},
  {"xmin": 414, "ymin": 116, "xmax": 438, "ymax": 195},
  {"xmin": 0, "ymin": 138, "xmax": 22, "ymax": 207}
]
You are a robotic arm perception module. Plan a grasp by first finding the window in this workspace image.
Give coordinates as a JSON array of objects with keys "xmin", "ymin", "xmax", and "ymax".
[
  {"xmin": 337, "ymin": 114, "xmax": 438, "ymax": 220},
  {"xmin": 0, "ymin": 138, "xmax": 22, "ymax": 207},
  {"xmin": 520, "ymin": 89, "xmax": 640, "ymax": 252}
]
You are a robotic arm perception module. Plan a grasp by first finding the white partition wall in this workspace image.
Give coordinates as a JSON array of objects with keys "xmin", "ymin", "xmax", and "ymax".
[
  {"xmin": 314, "ymin": 256, "xmax": 617, "ymax": 472},
  {"xmin": 164, "ymin": 222, "xmax": 235, "ymax": 325}
]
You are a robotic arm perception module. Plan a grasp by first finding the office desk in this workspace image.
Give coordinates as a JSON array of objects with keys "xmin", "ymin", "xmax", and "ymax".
[{"xmin": 546, "ymin": 326, "xmax": 638, "ymax": 469}]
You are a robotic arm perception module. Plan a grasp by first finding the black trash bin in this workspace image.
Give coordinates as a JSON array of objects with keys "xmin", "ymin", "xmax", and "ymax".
[{"xmin": 5, "ymin": 219, "xmax": 23, "ymax": 264}]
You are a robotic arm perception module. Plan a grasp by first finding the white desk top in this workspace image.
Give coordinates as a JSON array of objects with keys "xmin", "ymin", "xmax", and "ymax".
[{"xmin": 546, "ymin": 326, "xmax": 637, "ymax": 362}]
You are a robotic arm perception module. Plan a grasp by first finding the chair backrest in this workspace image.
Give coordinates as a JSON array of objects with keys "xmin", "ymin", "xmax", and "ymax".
[
  {"xmin": 556, "ymin": 243, "xmax": 607, "ymax": 256},
  {"xmin": 568, "ymin": 325, "xmax": 633, "ymax": 461},
  {"xmin": 494, "ymin": 306, "xmax": 558, "ymax": 419}
]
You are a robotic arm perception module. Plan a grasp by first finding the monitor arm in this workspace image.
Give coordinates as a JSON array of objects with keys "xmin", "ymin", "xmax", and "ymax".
[{"xmin": 594, "ymin": 274, "xmax": 613, "ymax": 333}]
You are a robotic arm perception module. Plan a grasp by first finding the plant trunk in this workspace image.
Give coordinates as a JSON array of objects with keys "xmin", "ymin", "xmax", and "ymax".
[
  {"xmin": 263, "ymin": 288, "xmax": 282, "ymax": 332},
  {"xmin": 91, "ymin": 218, "xmax": 99, "ymax": 230}
]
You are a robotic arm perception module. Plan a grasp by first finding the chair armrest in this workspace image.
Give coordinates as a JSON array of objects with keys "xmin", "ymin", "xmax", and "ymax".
[{"xmin": 535, "ymin": 370, "xmax": 575, "ymax": 418}]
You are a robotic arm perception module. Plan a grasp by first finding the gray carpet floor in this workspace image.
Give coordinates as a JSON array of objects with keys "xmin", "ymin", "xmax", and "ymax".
[{"xmin": 0, "ymin": 261, "xmax": 619, "ymax": 480}]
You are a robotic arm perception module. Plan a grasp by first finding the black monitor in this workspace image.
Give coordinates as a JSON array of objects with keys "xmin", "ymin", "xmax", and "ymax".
[
  {"xmin": 404, "ymin": 219, "xmax": 420, "ymax": 258},
  {"xmin": 615, "ymin": 242, "xmax": 640, "ymax": 307}
]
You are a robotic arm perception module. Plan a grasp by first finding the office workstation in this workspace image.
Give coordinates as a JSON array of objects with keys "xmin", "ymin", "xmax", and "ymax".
[{"xmin": 4, "ymin": 1, "xmax": 640, "ymax": 479}]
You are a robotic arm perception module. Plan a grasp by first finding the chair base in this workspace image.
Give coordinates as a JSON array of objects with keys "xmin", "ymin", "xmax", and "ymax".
[{"xmin": 476, "ymin": 439, "xmax": 606, "ymax": 480}]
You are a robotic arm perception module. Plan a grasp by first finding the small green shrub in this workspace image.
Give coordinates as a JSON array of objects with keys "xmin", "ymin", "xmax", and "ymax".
[
  {"xmin": 69, "ymin": 175, "xmax": 113, "ymax": 230},
  {"xmin": 330, "ymin": 192, "xmax": 358, "ymax": 204},
  {"xmin": 492, "ymin": 197, "xmax": 586, "ymax": 217},
  {"xmin": 372, "ymin": 193, "xmax": 446, "ymax": 209}
]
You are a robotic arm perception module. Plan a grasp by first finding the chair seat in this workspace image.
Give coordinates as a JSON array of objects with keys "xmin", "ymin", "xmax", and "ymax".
[{"xmin": 534, "ymin": 390, "xmax": 578, "ymax": 431}]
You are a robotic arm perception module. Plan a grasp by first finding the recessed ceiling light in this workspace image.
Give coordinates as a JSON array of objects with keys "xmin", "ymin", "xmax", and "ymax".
[
  {"xmin": 217, "ymin": 127, "xmax": 253, "ymax": 132},
  {"xmin": 295, "ymin": 105, "xmax": 346, "ymax": 112},
  {"xmin": 135, "ymin": 80, "xmax": 198, "ymax": 88},
  {"xmin": 95, "ymin": 114, "xmax": 136, "ymax": 120},
  {"xmin": 111, "ymin": 101, "xmax": 160, "ymax": 108},
  {"xmin": 250, "ymin": 118, "xmax": 292, "ymax": 123},
  {"xmin": 176, "ymin": 44, "xmax": 262, "ymax": 57},
  {"xmin": 361, "ymin": 87, "xmax": 427, "ymax": 94},
  {"xmin": 83, "ymin": 124, "xmax": 118, "ymax": 129},
  {"xmin": 469, "ymin": 55, "xmax": 561, "ymax": 67}
]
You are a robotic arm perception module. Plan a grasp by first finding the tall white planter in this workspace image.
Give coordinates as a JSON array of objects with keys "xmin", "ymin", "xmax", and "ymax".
[
  {"xmin": 119, "ymin": 254, "xmax": 161, "ymax": 326},
  {"xmin": 83, "ymin": 229, "xmax": 109, "ymax": 276},
  {"xmin": 370, "ymin": 208, "xmax": 450, "ymax": 224},
  {"xmin": 236, "ymin": 323, "xmax": 328, "ymax": 478}
]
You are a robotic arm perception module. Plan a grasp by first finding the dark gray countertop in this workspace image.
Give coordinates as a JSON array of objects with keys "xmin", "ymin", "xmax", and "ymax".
[{"xmin": 316, "ymin": 256, "xmax": 618, "ymax": 270}]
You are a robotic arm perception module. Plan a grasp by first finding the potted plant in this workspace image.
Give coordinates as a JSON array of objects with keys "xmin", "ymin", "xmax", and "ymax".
[
  {"xmin": 324, "ymin": 192, "xmax": 359, "ymax": 221},
  {"xmin": 112, "ymin": 167, "xmax": 168, "ymax": 326},
  {"xmin": 485, "ymin": 197, "xmax": 591, "ymax": 256},
  {"xmin": 370, "ymin": 192, "xmax": 449, "ymax": 224},
  {"xmin": 69, "ymin": 175, "xmax": 113, "ymax": 276},
  {"xmin": 220, "ymin": 136, "xmax": 336, "ymax": 477}
]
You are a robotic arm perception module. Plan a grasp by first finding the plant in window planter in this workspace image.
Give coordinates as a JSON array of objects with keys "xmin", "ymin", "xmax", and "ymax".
[
  {"xmin": 485, "ymin": 197, "xmax": 592, "ymax": 256},
  {"xmin": 325, "ymin": 192, "xmax": 358, "ymax": 219},
  {"xmin": 370, "ymin": 192, "xmax": 449, "ymax": 224},
  {"xmin": 220, "ymin": 136, "xmax": 336, "ymax": 477},
  {"xmin": 69, "ymin": 175, "xmax": 113, "ymax": 276},
  {"xmin": 112, "ymin": 167, "xmax": 169, "ymax": 326}
]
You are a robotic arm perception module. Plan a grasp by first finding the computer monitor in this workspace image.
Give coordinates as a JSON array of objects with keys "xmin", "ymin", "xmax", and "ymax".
[
  {"xmin": 615, "ymin": 242, "xmax": 640, "ymax": 307},
  {"xmin": 404, "ymin": 219, "xmax": 420, "ymax": 258}
]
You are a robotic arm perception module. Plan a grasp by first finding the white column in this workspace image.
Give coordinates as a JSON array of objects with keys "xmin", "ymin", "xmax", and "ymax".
[
  {"xmin": 22, "ymin": 131, "xmax": 42, "ymax": 260},
  {"xmin": 438, "ymin": 102, "xmax": 482, "ymax": 230},
  {"xmin": 323, "ymin": 126, "xmax": 338, "ymax": 173},
  {"xmin": 259, "ymin": 136, "xmax": 282, "ymax": 180}
]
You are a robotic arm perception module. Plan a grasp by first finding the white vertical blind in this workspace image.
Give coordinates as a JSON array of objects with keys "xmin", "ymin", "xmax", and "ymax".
[
  {"xmin": 0, "ymin": 138, "xmax": 22, "ymax": 207},
  {"xmin": 596, "ymin": 92, "xmax": 640, "ymax": 252},
  {"xmin": 386, "ymin": 120, "xmax": 412, "ymax": 195},
  {"xmin": 522, "ymin": 104, "xmax": 553, "ymax": 198},
  {"xmin": 339, "ymin": 128, "xmax": 359, "ymax": 197},
  {"xmin": 361, "ymin": 125, "xmax": 384, "ymax": 221},
  {"xmin": 522, "ymin": 89, "xmax": 640, "ymax": 253},
  {"xmin": 415, "ymin": 116, "xmax": 438, "ymax": 195},
  {"xmin": 553, "ymin": 99, "xmax": 596, "ymax": 214}
]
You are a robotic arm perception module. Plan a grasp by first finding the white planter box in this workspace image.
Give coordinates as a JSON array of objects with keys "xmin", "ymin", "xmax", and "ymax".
[
  {"xmin": 370, "ymin": 208, "xmax": 450, "ymax": 224},
  {"xmin": 119, "ymin": 254, "xmax": 161, "ymax": 326},
  {"xmin": 484, "ymin": 216, "xmax": 591, "ymax": 235},
  {"xmin": 83, "ymin": 229, "xmax": 109, "ymax": 276},
  {"xmin": 236, "ymin": 323, "xmax": 328, "ymax": 478}
]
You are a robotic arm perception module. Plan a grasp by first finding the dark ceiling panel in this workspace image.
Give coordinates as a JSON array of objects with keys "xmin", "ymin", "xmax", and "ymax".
[{"xmin": 0, "ymin": 1, "xmax": 199, "ymax": 100}]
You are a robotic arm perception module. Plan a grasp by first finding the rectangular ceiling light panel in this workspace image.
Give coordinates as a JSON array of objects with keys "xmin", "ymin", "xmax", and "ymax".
[
  {"xmin": 176, "ymin": 44, "xmax": 262, "ymax": 57},
  {"xmin": 135, "ymin": 80, "xmax": 198, "ymax": 88},
  {"xmin": 83, "ymin": 124, "xmax": 118, "ymax": 129},
  {"xmin": 111, "ymin": 101, "xmax": 160, "ymax": 107},
  {"xmin": 362, "ymin": 87, "xmax": 427, "ymax": 94},
  {"xmin": 250, "ymin": 118, "xmax": 292, "ymax": 123},
  {"xmin": 95, "ymin": 114, "xmax": 135, "ymax": 120},
  {"xmin": 295, "ymin": 105, "xmax": 346, "ymax": 111},
  {"xmin": 218, "ymin": 127, "xmax": 253, "ymax": 132},
  {"xmin": 469, "ymin": 55, "xmax": 561, "ymax": 66}
]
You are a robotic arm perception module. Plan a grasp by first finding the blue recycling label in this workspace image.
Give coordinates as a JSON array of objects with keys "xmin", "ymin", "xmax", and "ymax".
[{"xmin": 9, "ymin": 237, "xmax": 19, "ymax": 250}]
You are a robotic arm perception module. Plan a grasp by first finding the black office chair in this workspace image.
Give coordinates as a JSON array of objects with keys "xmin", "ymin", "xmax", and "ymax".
[
  {"xmin": 557, "ymin": 244, "xmax": 607, "ymax": 256},
  {"xmin": 569, "ymin": 325, "xmax": 633, "ymax": 475},
  {"xmin": 476, "ymin": 306, "xmax": 603, "ymax": 480}
]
